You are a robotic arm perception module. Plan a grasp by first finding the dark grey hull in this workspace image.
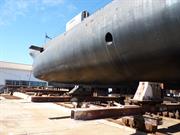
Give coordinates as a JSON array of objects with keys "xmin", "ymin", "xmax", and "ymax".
[{"xmin": 31, "ymin": 0, "xmax": 180, "ymax": 85}]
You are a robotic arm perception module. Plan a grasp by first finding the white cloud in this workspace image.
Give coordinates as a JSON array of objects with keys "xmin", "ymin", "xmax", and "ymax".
[
  {"xmin": 0, "ymin": 0, "xmax": 65, "ymax": 26},
  {"xmin": 42, "ymin": 0, "xmax": 64, "ymax": 6},
  {"xmin": 67, "ymin": 4, "xmax": 77, "ymax": 12},
  {"xmin": 0, "ymin": 0, "xmax": 34, "ymax": 26}
]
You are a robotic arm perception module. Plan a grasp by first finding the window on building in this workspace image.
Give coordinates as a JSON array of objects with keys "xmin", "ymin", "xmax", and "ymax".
[{"xmin": 5, "ymin": 80, "xmax": 47, "ymax": 87}]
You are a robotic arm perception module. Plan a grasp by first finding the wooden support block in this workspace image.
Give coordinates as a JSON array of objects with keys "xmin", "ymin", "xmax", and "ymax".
[
  {"xmin": 122, "ymin": 117, "xmax": 130, "ymax": 126},
  {"xmin": 31, "ymin": 96, "xmax": 71, "ymax": 102},
  {"xmin": 175, "ymin": 110, "xmax": 180, "ymax": 119},
  {"xmin": 71, "ymin": 105, "xmax": 142, "ymax": 120},
  {"xmin": 89, "ymin": 96, "xmax": 125, "ymax": 102},
  {"xmin": 129, "ymin": 118, "xmax": 135, "ymax": 128},
  {"xmin": 160, "ymin": 103, "xmax": 180, "ymax": 112},
  {"xmin": 145, "ymin": 122, "xmax": 157, "ymax": 133},
  {"xmin": 169, "ymin": 112, "xmax": 175, "ymax": 118},
  {"xmin": 120, "ymin": 115, "xmax": 159, "ymax": 133},
  {"xmin": 31, "ymin": 96, "xmax": 125, "ymax": 103},
  {"xmin": 162, "ymin": 112, "xmax": 169, "ymax": 117}
]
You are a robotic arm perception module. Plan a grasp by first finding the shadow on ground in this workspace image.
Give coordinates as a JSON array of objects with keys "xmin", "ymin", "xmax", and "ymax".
[{"xmin": 157, "ymin": 123, "xmax": 180, "ymax": 135}]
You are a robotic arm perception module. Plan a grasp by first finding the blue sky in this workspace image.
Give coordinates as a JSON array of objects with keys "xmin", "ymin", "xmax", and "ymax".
[{"xmin": 0, "ymin": 0, "xmax": 111, "ymax": 65}]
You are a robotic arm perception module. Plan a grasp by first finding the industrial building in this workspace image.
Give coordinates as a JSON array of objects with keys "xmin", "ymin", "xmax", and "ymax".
[{"xmin": 0, "ymin": 61, "xmax": 47, "ymax": 91}]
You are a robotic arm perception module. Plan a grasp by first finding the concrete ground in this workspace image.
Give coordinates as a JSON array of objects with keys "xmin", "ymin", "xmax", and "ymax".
[
  {"xmin": 0, "ymin": 98, "xmax": 146, "ymax": 135},
  {"xmin": 0, "ymin": 97, "xmax": 180, "ymax": 135}
]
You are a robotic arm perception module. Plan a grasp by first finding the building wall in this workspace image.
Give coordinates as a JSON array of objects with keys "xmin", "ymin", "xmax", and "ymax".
[{"xmin": 0, "ymin": 61, "xmax": 47, "ymax": 86}]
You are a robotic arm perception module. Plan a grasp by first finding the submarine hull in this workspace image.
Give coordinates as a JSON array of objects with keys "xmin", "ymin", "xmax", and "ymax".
[{"xmin": 31, "ymin": 0, "xmax": 180, "ymax": 85}]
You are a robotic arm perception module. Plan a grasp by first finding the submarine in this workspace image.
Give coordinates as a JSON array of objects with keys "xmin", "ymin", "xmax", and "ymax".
[{"xmin": 30, "ymin": 0, "xmax": 180, "ymax": 88}]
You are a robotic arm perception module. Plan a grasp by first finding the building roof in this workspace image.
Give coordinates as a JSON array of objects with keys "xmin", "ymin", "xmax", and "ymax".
[{"xmin": 0, "ymin": 61, "xmax": 32, "ymax": 71}]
